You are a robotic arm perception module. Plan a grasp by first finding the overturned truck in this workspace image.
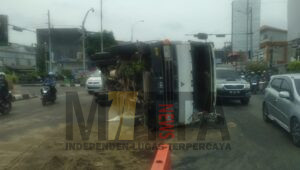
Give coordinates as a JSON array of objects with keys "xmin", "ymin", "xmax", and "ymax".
[{"xmin": 91, "ymin": 41, "xmax": 216, "ymax": 128}]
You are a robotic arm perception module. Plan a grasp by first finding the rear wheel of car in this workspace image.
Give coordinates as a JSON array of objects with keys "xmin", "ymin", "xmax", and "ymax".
[
  {"xmin": 262, "ymin": 104, "xmax": 270, "ymax": 123},
  {"xmin": 291, "ymin": 118, "xmax": 300, "ymax": 147},
  {"xmin": 241, "ymin": 98, "xmax": 249, "ymax": 105}
]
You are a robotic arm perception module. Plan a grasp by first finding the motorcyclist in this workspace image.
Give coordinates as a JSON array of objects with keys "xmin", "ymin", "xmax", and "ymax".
[
  {"xmin": 43, "ymin": 72, "xmax": 57, "ymax": 98},
  {"xmin": 250, "ymin": 72, "xmax": 259, "ymax": 94},
  {"xmin": 0, "ymin": 72, "xmax": 9, "ymax": 102}
]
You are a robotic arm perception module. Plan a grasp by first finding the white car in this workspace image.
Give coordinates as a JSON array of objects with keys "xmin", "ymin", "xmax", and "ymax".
[{"xmin": 86, "ymin": 72, "xmax": 104, "ymax": 94}]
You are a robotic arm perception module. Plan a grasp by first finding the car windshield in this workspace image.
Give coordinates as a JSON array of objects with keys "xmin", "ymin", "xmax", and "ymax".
[
  {"xmin": 216, "ymin": 69, "xmax": 240, "ymax": 80},
  {"xmin": 295, "ymin": 79, "xmax": 300, "ymax": 96}
]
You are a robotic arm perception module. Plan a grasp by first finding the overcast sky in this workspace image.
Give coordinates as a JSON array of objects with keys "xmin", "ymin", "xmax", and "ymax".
[{"xmin": 0, "ymin": 0, "xmax": 287, "ymax": 48}]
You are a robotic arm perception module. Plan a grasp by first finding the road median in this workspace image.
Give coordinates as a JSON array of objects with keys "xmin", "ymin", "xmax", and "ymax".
[{"xmin": 12, "ymin": 94, "xmax": 38, "ymax": 102}]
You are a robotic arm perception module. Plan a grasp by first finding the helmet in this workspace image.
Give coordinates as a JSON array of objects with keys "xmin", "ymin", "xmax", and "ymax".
[
  {"xmin": 0, "ymin": 72, "xmax": 5, "ymax": 78},
  {"xmin": 48, "ymin": 72, "xmax": 54, "ymax": 76}
]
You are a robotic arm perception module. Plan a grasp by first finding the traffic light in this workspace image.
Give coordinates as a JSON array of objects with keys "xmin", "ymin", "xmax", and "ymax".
[
  {"xmin": 0, "ymin": 15, "xmax": 8, "ymax": 46},
  {"xmin": 194, "ymin": 33, "xmax": 208, "ymax": 40}
]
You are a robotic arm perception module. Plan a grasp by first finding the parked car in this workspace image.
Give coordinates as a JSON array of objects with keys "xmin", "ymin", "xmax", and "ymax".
[
  {"xmin": 216, "ymin": 68, "xmax": 251, "ymax": 105},
  {"xmin": 263, "ymin": 74, "xmax": 300, "ymax": 146},
  {"xmin": 85, "ymin": 71, "xmax": 104, "ymax": 94}
]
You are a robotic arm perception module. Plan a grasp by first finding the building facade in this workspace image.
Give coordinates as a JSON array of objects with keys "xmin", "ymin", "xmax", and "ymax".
[
  {"xmin": 36, "ymin": 28, "xmax": 83, "ymax": 73},
  {"xmin": 260, "ymin": 25, "xmax": 287, "ymax": 42},
  {"xmin": 0, "ymin": 43, "xmax": 36, "ymax": 72},
  {"xmin": 232, "ymin": 0, "xmax": 261, "ymax": 60},
  {"xmin": 288, "ymin": 0, "xmax": 300, "ymax": 61},
  {"xmin": 259, "ymin": 26, "xmax": 288, "ymax": 73}
]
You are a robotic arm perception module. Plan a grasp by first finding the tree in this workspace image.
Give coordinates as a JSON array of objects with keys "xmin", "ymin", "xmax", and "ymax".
[
  {"xmin": 86, "ymin": 30, "xmax": 117, "ymax": 57},
  {"xmin": 36, "ymin": 44, "xmax": 47, "ymax": 76},
  {"xmin": 245, "ymin": 61, "xmax": 268, "ymax": 73},
  {"xmin": 287, "ymin": 61, "xmax": 300, "ymax": 73}
]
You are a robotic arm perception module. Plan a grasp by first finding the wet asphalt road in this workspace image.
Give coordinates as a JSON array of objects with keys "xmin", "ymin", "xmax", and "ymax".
[
  {"xmin": 1, "ymin": 85, "xmax": 300, "ymax": 169},
  {"xmin": 172, "ymin": 95, "xmax": 300, "ymax": 170},
  {"xmin": 0, "ymin": 87, "xmax": 90, "ymax": 169}
]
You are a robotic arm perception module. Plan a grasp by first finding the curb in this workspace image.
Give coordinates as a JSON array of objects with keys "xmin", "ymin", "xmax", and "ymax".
[
  {"xmin": 20, "ymin": 84, "xmax": 42, "ymax": 87},
  {"xmin": 12, "ymin": 94, "xmax": 38, "ymax": 102},
  {"xmin": 19, "ymin": 83, "xmax": 83, "ymax": 87},
  {"xmin": 59, "ymin": 83, "xmax": 83, "ymax": 87}
]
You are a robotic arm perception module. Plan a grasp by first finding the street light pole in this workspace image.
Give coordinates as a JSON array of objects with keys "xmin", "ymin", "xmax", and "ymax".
[
  {"xmin": 82, "ymin": 8, "xmax": 95, "ymax": 73},
  {"xmin": 246, "ymin": 0, "xmax": 249, "ymax": 59},
  {"xmin": 131, "ymin": 20, "xmax": 144, "ymax": 42},
  {"xmin": 100, "ymin": 0, "xmax": 103, "ymax": 52},
  {"xmin": 249, "ymin": 7, "xmax": 254, "ymax": 61},
  {"xmin": 48, "ymin": 10, "xmax": 52, "ymax": 73}
]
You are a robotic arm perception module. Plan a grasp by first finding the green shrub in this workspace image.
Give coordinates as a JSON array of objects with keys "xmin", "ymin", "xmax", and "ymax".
[
  {"xmin": 287, "ymin": 61, "xmax": 300, "ymax": 73},
  {"xmin": 18, "ymin": 72, "xmax": 39, "ymax": 83},
  {"xmin": 6, "ymin": 73, "xmax": 19, "ymax": 84},
  {"xmin": 245, "ymin": 61, "xmax": 268, "ymax": 73}
]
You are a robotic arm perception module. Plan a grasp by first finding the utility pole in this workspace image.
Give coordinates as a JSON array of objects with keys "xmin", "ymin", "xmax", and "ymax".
[
  {"xmin": 250, "ymin": 7, "xmax": 254, "ymax": 61},
  {"xmin": 269, "ymin": 47, "xmax": 273, "ymax": 69},
  {"xmin": 82, "ymin": 28, "xmax": 86, "ymax": 72},
  {"xmin": 47, "ymin": 10, "xmax": 52, "ymax": 73},
  {"xmin": 246, "ymin": 0, "xmax": 249, "ymax": 60},
  {"xmin": 100, "ymin": 0, "xmax": 103, "ymax": 52},
  {"xmin": 231, "ymin": 1, "xmax": 234, "ymax": 56}
]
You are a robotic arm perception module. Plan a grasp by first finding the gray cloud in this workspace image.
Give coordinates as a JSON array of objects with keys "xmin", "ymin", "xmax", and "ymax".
[{"xmin": 1, "ymin": 0, "xmax": 287, "ymax": 48}]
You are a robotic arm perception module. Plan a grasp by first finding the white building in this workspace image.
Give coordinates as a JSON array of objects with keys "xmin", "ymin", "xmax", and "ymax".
[
  {"xmin": 260, "ymin": 25, "xmax": 287, "ymax": 42},
  {"xmin": 232, "ymin": 0, "xmax": 261, "ymax": 59},
  {"xmin": 288, "ymin": 0, "xmax": 300, "ymax": 41},
  {"xmin": 259, "ymin": 26, "xmax": 288, "ymax": 73},
  {"xmin": 0, "ymin": 43, "xmax": 36, "ymax": 72},
  {"xmin": 288, "ymin": 0, "xmax": 300, "ymax": 61}
]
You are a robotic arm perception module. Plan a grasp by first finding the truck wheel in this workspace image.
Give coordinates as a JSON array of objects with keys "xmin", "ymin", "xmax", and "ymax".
[
  {"xmin": 241, "ymin": 98, "xmax": 249, "ymax": 105},
  {"xmin": 291, "ymin": 118, "xmax": 300, "ymax": 147}
]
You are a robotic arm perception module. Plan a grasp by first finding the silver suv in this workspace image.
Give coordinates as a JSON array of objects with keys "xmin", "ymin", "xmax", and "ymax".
[
  {"xmin": 216, "ymin": 68, "xmax": 251, "ymax": 105},
  {"xmin": 263, "ymin": 74, "xmax": 300, "ymax": 146}
]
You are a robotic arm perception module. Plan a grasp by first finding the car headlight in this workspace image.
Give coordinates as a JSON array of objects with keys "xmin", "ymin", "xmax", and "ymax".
[
  {"xmin": 244, "ymin": 83, "xmax": 250, "ymax": 89},
  {"xmin": 217, "ymin": 84, "xmax": 224, "ymax": 90}
]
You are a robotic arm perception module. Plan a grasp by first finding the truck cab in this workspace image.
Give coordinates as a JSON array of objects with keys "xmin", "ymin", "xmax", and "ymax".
[{"xmin": 91, "ymin": 41, "xmax": 216, "ymax": 127}]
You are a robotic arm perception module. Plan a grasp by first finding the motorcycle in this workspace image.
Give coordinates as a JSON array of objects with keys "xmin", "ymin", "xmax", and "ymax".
[
  {"xmin": 41, "ymin": 86, "xmax": 56, "ymax": 106},
  {"xmin": 250, "ymin": 78, "xmax": 259, "ymax": 94},
  {"xmin": 0, "ymin": 91, "xmax": 12, "ymax": 115}
]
